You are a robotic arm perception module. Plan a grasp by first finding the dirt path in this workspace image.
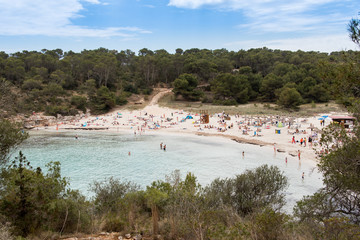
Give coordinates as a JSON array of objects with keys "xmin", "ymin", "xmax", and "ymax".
[{"xmin": 148, "ymin": 88, "xmax": 172, "ymax": 106}]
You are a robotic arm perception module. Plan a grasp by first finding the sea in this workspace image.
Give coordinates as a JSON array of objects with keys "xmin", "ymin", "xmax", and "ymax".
[{"xmin": 20, "ymin": 130, "xmax": 323, "ymax": 212}]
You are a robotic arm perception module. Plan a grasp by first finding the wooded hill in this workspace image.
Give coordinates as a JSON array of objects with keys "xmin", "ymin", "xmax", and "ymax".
[{"xmin": 0, "ymin": 47, "xmax": 356, "ymax": 117}]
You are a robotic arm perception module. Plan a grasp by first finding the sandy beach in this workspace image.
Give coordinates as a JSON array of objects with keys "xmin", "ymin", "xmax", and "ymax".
[{"xmin": 39, "ymin": 89, "xmax": 341, "ymax": 163}]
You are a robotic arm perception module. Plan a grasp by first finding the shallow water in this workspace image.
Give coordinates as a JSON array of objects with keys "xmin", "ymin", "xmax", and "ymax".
[{"xmin": 20, "ymin": 130, "xmax": 323, "ymax": 212}]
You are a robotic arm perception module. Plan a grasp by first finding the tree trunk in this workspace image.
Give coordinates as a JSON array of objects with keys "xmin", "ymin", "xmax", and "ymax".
[
  {"xmin": 151, "ymin": 204, "xmax": 159, "ymax": 236},
  {"xmin": 128, "ymin": 204, "xmax": 135, "ymax": 230}
]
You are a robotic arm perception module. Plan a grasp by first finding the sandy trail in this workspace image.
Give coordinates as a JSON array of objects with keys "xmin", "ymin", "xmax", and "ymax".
[{"xmin": 147, "ymin": 88, "xmax": 172, "ymax": 106}]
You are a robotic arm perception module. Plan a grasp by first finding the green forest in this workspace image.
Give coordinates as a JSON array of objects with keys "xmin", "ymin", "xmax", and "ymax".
[
  {"xmin": 1, "ymin": 44, "xmax": 358, "ymax": 118},
  {"xmin": 0, "ymin": 16, "xmax": 359, "ymax": 240}
]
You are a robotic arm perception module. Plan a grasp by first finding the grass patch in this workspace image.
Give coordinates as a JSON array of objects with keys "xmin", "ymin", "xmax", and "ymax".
[{"xmin": 158, "ymin": 93, "xmax": 347, "ymax": 116}]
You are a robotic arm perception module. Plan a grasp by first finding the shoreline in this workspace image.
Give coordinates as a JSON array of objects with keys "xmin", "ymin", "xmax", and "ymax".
[
  {"xmin": 26, "ymin": 90, "xmax": 342, "ymax": 164},
  {"xmin": 33, "ymin": 117, "xmax": 318, "ymax": 164}
]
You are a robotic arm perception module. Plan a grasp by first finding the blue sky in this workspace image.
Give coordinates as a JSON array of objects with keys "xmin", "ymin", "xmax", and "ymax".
[{"xmin": 0, "ymin": 0, "xmax": 359, "ymax": 53}]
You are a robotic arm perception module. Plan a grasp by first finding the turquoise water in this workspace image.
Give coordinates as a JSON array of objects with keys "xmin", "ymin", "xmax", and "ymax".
[{"xmin": 20, "ymin": 130, "xmax": 323, "ymax": 212}]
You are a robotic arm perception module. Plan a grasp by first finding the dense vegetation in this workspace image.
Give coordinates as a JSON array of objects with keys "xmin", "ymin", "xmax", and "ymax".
[
  {"xmin": 0, "ymin": 45, "xmax": 358, "ymax": 117},
  {"xmin": 0, "ymin": 113, "xmax": 359, "ymax": 239}
]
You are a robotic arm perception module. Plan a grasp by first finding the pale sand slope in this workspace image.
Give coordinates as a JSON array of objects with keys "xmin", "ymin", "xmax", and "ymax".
[{"xmin": 50, "ymin": 89, "xmax": 335, "ymax": 163}]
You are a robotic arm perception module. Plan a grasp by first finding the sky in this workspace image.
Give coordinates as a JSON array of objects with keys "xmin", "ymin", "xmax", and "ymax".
[{"xmin": 0, "ymin": 0, "xmax": 359, "ymax": 54}]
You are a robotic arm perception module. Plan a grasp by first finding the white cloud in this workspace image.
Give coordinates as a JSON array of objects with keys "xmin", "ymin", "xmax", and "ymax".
[
  {"xmin": 144, "ymin": 4, "xmax": 156, "ymax": 8},
  {"xmin": 168, "ymin": 0, "xmax": 224, "ymax": 9},
  {"xmin": 224, "ymin": 34, "xmax": 359, "ymax": 53},
  {"xmin": 168, "ymin": 0, "xmax": 349, "ymax": 34},
  {"xmin": 82, "ymin": 0, "xmax": 101, "ymax": 4},
  {"xmin": 168, "ymin": 0, "xmax": 338, "ymax": 12},
  {"xmin": 0, "ymin": 0, "xmax": 151, "ymax": 37}
]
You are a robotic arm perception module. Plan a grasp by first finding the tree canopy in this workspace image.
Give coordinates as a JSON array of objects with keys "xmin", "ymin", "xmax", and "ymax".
[{"xmin": 0, "ymin": 46, "xmax": 352, "ymax": 117}]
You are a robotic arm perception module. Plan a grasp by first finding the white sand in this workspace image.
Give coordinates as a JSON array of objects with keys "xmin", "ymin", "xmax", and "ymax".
[{"xmin": 46, "ymin": 89, "xmax": 335, "ymax": 163}]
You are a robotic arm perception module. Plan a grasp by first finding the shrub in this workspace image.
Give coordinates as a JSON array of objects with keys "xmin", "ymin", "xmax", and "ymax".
[
  {"xmin": 71, "ymin": 95, "xmax": 87, "ymax": 112},
  {"xmin": 102, "ymin": 215, "xmax": 126, "ymax": 232},
  {"xmin": 311, "ymin": 100, "xmax": 316, "ymax": 108},
  {"xmin": 116, "ymin": 94, "xmax": 128, "ymax": 106},
  {"xmin": 124, "ymin": 84, "xmax": 138, "ymax": 94},
  {"xmin": 45, "ymin": 105, "xmax": 78, "ymax": 116},
  {"xmin": 141, "ymin": 88, "xmax": 153, "ymax": 95},
  {"xmin": 42, "ymin": 83, "xmax": 65, "ymax": 96},
  {"xmin": 277, "ymin": 87, "xmax": 303, "ymax": 110},
  {"xmin": 22, "ymin": 79, "xmax": 42, "ymax": 91},
  {"xmin": 89, "ymin": 86, "xmax": 116, "ymax": 114},
  {"xmin": 213, "ymin": 99, "xmax": 238, "ymax": 106}
]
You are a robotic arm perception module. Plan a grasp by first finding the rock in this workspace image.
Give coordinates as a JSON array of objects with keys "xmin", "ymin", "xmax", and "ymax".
[
  {"xmin": 125, "ymin": 233, "xmax": 131, "ymax": 239},
  {"xmin": 118, "ymin": 237, "xmax": 123, "ymax": 240},
  {"xmin": 134, "ymin": 234, "xmax": 142, "ymax": 240}
]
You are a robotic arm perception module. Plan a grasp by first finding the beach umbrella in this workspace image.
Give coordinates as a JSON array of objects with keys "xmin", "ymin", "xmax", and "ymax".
[
  {"xmin": 318, "ymin": 117, "xmax": 324, "ymax": 120},
  {"xmin": 322, "ymin": 115, "xmax": 328, "ymax": 118}
]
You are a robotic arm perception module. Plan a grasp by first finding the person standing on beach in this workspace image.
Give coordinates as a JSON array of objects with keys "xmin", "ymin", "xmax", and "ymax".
[
  {"xmin": 298, "ymin": 150, "xmax": 301, "ymax": 160},
  {"xmin": 163, "ymin": 144, "xmax": 166, "ymax": 151},
  {"xmin": 285, "ymin": 157, "xmax": 288, "ymax": 164},
  {"xmin": 160, "ymin": 142, "xmax": 163, "ymax": 150},
  {"xmin": 274, "ymin": 143, "xmax": 276, "ymax": 152},
  {"xmin": 292, "ymin": 136, "xmax": 295, "ymax": 144},
  {"xmin": 302, "ymin": 172, "xmax": 305, "ymax": 180}
]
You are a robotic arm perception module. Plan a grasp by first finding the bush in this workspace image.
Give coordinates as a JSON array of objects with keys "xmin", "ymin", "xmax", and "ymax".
[
  {"xmin": 71, "ymin": 95, "xmax": 87, "ymax": 112},
  {"xmin": 116, "ymin": 94, "xmax": 128, "ymax": 106},
  {"xmin": 277, "ymin": 87, "xmax": 303, "ymax": 110},
  {"xmin": 213, "ymin": 99, "xmax": 238, "ymax": 106},
  {"xmin": 42, "ymin": 83, "xmax": 65, "ymax": 96},
  {"xmin": 45, "ymin": 105, "xmax": 78, "ymax": 116},
  {"xmin": 205, "ymin": 165, "xmax": 288, "ymax": 216},
  {"xmin": 124, "ymin": 84, "xmax": 138, "ymax": 94},
  {"xmin": 141, "ymin": 88, "xmax": 153, "ymax": 95},
  {"xmin": 251, "ymin": 208, "xmax": 289, "ymax": 240},
  {"xmin": 22, "ymin": 79, "xmax": 42, "ymax": 91},
  {"xmin": 311, "ymin": 101, "xmax": 316, "ymax": 108},
  {"xmin": 173, "ymin": 74, "xmax": 203, "ymax": 101},
  {"xmin": 89, "ymin": 86, "xmax": 116, "ymax": 114},
  {"xmin": 0, "ymin": 153, "xmax": 92, "ymax": 237},
  {"xmin": 102, "ymin": 215, "xmax": 126, "ymax": 232}
]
